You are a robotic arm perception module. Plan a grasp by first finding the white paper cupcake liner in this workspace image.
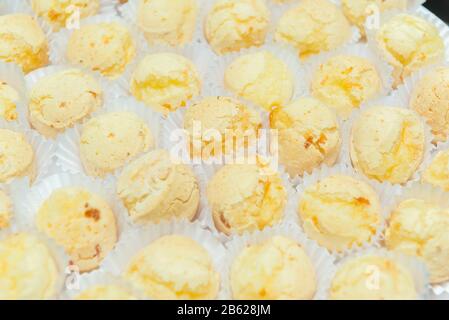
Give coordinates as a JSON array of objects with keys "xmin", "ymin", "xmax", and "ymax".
[
  {"xmin": 55, "ymin": 96, "xmax": 162, "ymax": 179},
  {"xmin": 1, "ymin": 177, "xmax": 32, "ymax": 230},
  {"xmin": 212, "ymin": 43, "xmax": 308, "ymax": 109},
  {"xmin": 17, "ymin": 172, "xmax": 129, "ymax": 230},
  {"xmin": 101, "ymin": 219, "xmax": 228, "ymax": 300},
  {"xmin": 0, "ymin": 62, "xmax": 29, "ymax": 127},
  {"xmin": 0, "ymin": 226, "xmax": 69, "ymax": 300},
  {"xmin": 119, "ymin": 0, "xmax": 205, "ymax": 48},
  {"xmin": 383, "ymin": 182, "xmax": 449, "ymax": 296},
  {"xmin": 222, "ymin": 223, "xmax": 336, "ymax": 300},
  {"xmin": 49, "ymin": 12, "xmax": 145, "ymax": 87},
  {"xmin": 326, "ymin": 247, "xmax": 430, "ymax": 300},
  {"xmin": 0, "ymin": 120, "xmax": 56, "ymax": 185},
  {"xmin": 300, "ymin": 43, "xmax": 394, "ymax": 112},
  {"xmin": 195, "ymin": 160, "xmax": 296, "ymax": 243},
  {"xmin": 61, "ymin": 270, "xmax": 146, "ymax": 300},
  {"xmin": 341, "ymin": 97, "xmax": 434, "ymax": 187},
  {"xmin": 115, "ymin": 41, "xmax": 218, "ymax": 108},
  {"xmin": 292, "ymin": 162, "xmax": 401, "ymax": 258}
]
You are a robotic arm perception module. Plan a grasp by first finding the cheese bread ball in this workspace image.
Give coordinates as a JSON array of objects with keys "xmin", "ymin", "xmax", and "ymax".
[
  {"xmin": 36, "ymin": 187, "xmax": 117, "ymax": 272},
  {"xmin": 204, "ymin": 0, "xmax": 270, "ymax": 54},
  {"xmin": 130, "ymin": 53, "xmax": 201, "ymax": 115},
  {"xmin": 29, "ymin": 69, "xmax": 103, "ymax": 138},
  {"xmin": 183, "ymin": 97, "xmax": 262, "ymax": 159},
  {"xmin": 342, "ymin": 0, "xmax": 407, "ymax": 38},
  {"xmin": 0, "ymin": 14, "xmax": 49, "ymax": 73},
  {"xmin": 230, "ymin": 236, "xmax": 316, "ymax": 300},
  {"xmin": 298, "ymin": 175, "xmax": 382, "ymax": 252},
  {"xmin": 136, "ymin": 0, "xmax": 198, "ymax": 46},
  {"xmin": 329, "ymin": 254, "xmax": 417, "ymax": 300},
  {"xmin": 0, "ymin": 190, "xmax": 12, "ymax": 230},
  {"xmin": 386, "ymin": 198, "xmax": 449, "ymax": 284},
  {"xmin": 310, "ymin": 55, "xmax": 382, "ymax": 119},
  {"xmin": 410, "ymin": 67, "xmax": 449, "ymax": 143},
  {"xmin": 207, "ymin": 162, "xmax": 287, "ymax": 235},
  {"xmin": 350, "ymin": 106, "xmax": 425, "ymax": 184},
  {"xmin": 270, "ymin": 98, "xmax": 341, "ymax": 177},
  {"xmin": 375, "ymin": 14, "xmax": 444, "ymax": 86},
  {"xmin": 80, "ymin": 112, "xmax": 154, "ymax": 177},
  {"xmin": 224, "ymin": 51, "xmax": 294, "ymax": 112},
  {"xmin": 67, "ymin": 22, "xmax": 136, "ymax": 78},
  {"xmin": 0, "ymin": 81, "xmax": 19, "ymax": 121},
  {"xmin": 0, "ymin": 129, "xmax": 35, "ymax": 183},
  {"xmin": 124, "ymin": 235, "xmax": 220, "ymax": 300},
  {"xmin": 31, "ymin": 0, "xmax": 100, "ymax": 31},
  {"xmin": 0, "ymin": 233, "xmax": 59, "ymax": 300},
  {"xmin": 423, "ymin": 150, "xmax": 449, "ymax": 191},
  {"xmin": 75, "ymin": 285, "xmax": 137, "ymax": 300},
  {"xmin": 117, "ymin": 149, "xmax": 200, "ymax": 224},
  {"xmin": 275, "ymin": 0, "xmax": 351, "ymax": 59}
]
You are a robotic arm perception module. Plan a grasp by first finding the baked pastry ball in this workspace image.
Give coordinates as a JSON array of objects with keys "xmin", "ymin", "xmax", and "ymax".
[
  {"xmin": 375, "ymin": 14, "xmax": 444, "ymax": 86},
  {"xmin": 275, "ymin": 0, "xmax": 351, "ymax": 59},
  {"xmin": 350, "ymin": 106, "xmax": 425, "ymax": 184},
  {"xmin": 0, "ymin": 190, "xmax": 12, "ymax": 229},
  {"xmin": 28, "ymin": 69, "xmax": 103, "ymax": 138},
  {"xmin": 0, "ymin": 14, "xmax": 49, "ymax": 73},
  {"xmin": 117, "ymin": 149, "xmax": 200, "ymax": 224},
  {"xmin": 80, "ymin": 112, "xmax": 154, "ymax": 177},
  {"xmin": 183, "ymin": 97, "xmax": 262, "ymax": 159},
  {"xmin": 130, "ymin": 53, "xmax": 201, "ymax": 115},
  {"xmin": 329, "ymin": 254, "xmax": 417, "ymax": 300},
  {"xmin": 0, "ymin": 129, "xmax": 35, "ymax": 183},
  {"xmin": 207, "ymin": 162, "xmax": 287, "ymax": 235},
  {"xmin": 423, "ymin": 150, "xmax": 449, "ymax": 191},
  {"xmin": 0, "ymin": 233, "xmax": 59, "ymax": 300},
  {"xmin": 270, "ymin": 98, "xmax": 341, "ymax": 177},
  {"xmin": 410, "ymin": 67, "xmax": 449, "ymax": 143},
  {"xmin": 385, "ymin": 198, "xmax": 449, "ymax": 284},
  {"xmin": 342, "ymin": 0, "xmax": 407, "ymax": 38},
  {"xmin": 75, "ymin": 285, "xmax": 137, "ymax": 300},
  {"xmin": 36, "ymin": 187, "xmax": 118, "ymax": 272},
  {"xmin": 0, "ymin": 81, "xmax": 19, "ymax": 121},
  {"xmin": 136, "ymin": 0, "xmax": 198, "ymax": 46},
  {"xmin": 310, "ymin": 55, "xmax": 382, "ymax": 119},
  {"xmin": 298, "ymin": 175, "xmax": 382, "ymax": 252},
  {"xmin": 204, "ymin": 0, "xmax": 270, "ymax": 55},
  {"xmin": 67, "ymin": 22, "xmax": 136, "ymax": 78},
  {"xmin": 31, "ymin": 0, "xmax": 100, "ymax": 31},
  {"xmin": 124, "ymin": 235, "xmax": 220, "ymax": 300},
  {"xmin": 230, "ymin": 236, "xmax": 316, "ymax": 300},
  {"xmin": 224, "ymin": 52, "xmax": 294, "ymax": 112}
]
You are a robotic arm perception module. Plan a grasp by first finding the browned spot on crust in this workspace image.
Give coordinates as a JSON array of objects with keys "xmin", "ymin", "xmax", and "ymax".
[
  {"xmin": 219, "ymin": 213, "xmax": 231, "ymax": 229},
  {"xmin": 95, "ymin": 244, "xmax": 101, "ymax": 257},
  {"xmin": 304, "ymin": 136, "xmax": 314, "ymax": 149},
  {"xmin": 356, "ymin": 197, "xmax": 370, "ymax": 205},
  {"xmin": 318, "ymin": 133, "xmax": 327, "ymax": 145},
  {"xmin": 85, "ymin": 208, "xmax": 101, "ymax": 221}
]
